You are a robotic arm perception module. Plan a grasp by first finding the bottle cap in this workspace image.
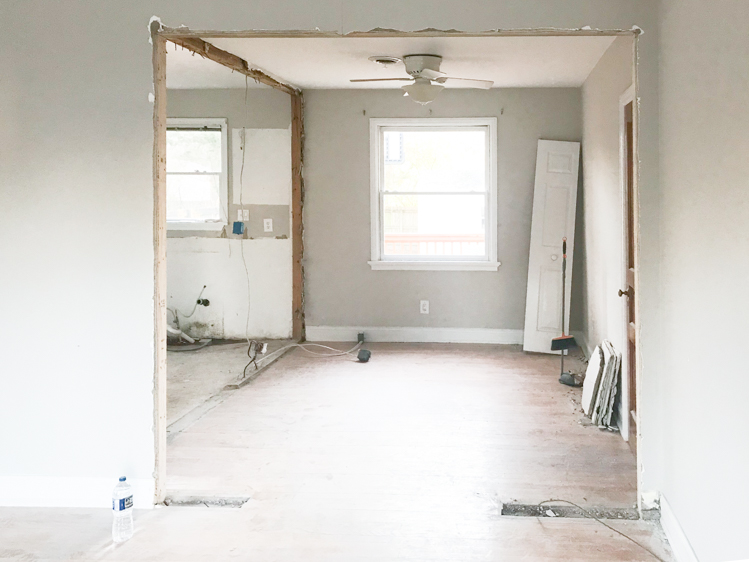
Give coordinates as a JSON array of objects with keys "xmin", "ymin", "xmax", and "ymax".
[{"xmin": 119, "ymin": 476, "xmax": 126, "ymax": 482}]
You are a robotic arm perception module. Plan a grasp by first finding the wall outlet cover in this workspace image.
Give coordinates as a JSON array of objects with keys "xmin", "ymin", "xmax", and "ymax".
[
  {"xmin": 263, "ymin": 218, "xmax": 273, "ymax": 232},
  {"xmin": 420, "ymin": 300, "xmax": 429, "ymax": 314},
  {"xmin": 237, "ymin": 209, "xmax": 243, "ymax": 221},
  {"xmin": 242, "ymin": 209, "xmax": 250, "ymax": 221}
]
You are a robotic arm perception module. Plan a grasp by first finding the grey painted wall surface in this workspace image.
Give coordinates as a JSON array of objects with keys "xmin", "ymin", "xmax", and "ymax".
[
  {"xmin": 659, "ymin": 1, "xmax": 749, "ymax": 559},
  {"xmin": 579, "ymin": 37, "xmax": 633, "ymax": 353},
  {"xmin": 167, "ymin": 88, "xmax": 291, "ymax": 239},
  {"xmin": 303, "ymin": 88, "xmax": 581, "ymax": 329},
  {"xmin": 0, "ymin": 0, "xmax": 664, "ymax": 518}
]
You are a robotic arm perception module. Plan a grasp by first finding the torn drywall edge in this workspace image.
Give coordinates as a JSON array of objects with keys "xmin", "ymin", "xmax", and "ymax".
[
  {"xmin": 148, "ymin": 16, "xmax": 163, "ymax": 45},
  {"xmin": 159, "ymin": 25, "xmax": 638, "ymax": 38},
  {"xmin": 641, "ymin": 489, "xmax": 660, "ymax": 510}
]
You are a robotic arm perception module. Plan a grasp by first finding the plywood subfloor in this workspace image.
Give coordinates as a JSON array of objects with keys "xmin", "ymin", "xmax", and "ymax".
[{"xmin": 168, "ymin": 343, "xmax": 637, "ymax": 508}]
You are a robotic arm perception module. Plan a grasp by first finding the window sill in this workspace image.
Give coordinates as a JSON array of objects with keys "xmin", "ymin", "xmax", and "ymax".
[
  {"xmin": 167, "ymin": 222, "xmax": 226, "ymax": 232},
  {"xmin": 368, "ymin": 261, "xmax": 501, "ymax": 271}
]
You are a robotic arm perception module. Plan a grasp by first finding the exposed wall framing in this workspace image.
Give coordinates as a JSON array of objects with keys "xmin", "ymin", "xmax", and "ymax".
[
  {"xmin": 291, "ymin": 93, "xmax": 305, "ymax": 341},
  {"xmin": 165, "ymin": 35, "xmax": 301, "ymax": 96},
  {"xmin": 150, "ymin": 23, "xmax": 168, "ymax": 504},
  {"xmin": 151, "ymin": 24, "xmax": 641, "ymax": 508}
]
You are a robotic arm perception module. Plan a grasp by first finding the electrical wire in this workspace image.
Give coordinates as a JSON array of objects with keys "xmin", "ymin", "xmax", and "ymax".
[
  {"xmin": 239, "ymin": 341, "xmax": 364, "ymax": 380},
  {"xmin": 537, "ymin": 499, "xmax": 666, "ymax": 562},
  {"xmin": 167, "ymin": 285, "xmax": 207, "ymax": 328}
]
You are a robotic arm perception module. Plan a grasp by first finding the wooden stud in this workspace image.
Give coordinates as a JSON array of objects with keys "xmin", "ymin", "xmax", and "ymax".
[
  {"xmin": 166, "ymin": 36, "xmax": 300, "ymax": 97},
  {"xmin": 151, "ymin": 25, "xmax": 168, "ymax": 504},
  {"xmin": 291, "ymin": 93, "xmax": 305, "ymax": 341}
]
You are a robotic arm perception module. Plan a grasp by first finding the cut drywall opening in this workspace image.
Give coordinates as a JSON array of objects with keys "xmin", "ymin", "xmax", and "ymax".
[{"xmin": 152, "ymin": 25, "xmax": 642, "ymax": 511}]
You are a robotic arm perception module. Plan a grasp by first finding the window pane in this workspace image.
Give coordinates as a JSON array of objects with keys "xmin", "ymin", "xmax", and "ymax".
[
  {"xmin": 166, "ymin": 174, "xmax": 221, "ymax": 221},
  {"xmin": 383, "ymin": 129, "xmax": 486, "ymax": 193},
  {"xmin": 383, "ymin": 193, "xmax": 486, "ymax": 257},
  {"xmin": 167, "ymin": 130, "xmax": 222, "ymax": 173}
]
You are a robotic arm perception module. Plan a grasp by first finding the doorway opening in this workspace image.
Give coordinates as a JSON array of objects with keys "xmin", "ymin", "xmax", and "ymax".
[{"xmin": 150, "ymin": 25, "xmax": 643, "ymax": 527}]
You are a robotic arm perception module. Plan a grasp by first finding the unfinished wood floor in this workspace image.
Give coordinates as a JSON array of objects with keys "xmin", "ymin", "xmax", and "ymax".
[
  {"xmin": 0, "ymin": 506, "xmax": 672, "ymax": 561},
  {"xmin": 168, "ymin": 343, "xmax": 637, "ymax": 508},
  {"xmin": 0, "ymin": 344, "xmax": 668, "ymax": 561}
]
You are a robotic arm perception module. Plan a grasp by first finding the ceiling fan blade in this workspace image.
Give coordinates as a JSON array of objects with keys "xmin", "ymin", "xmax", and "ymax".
[
  {"xmin": 419, "ymin": 68, "xmax": 447, "ymax": 80},
  {"xmin": 436, "ymin": 77, "xmax": 494, "ymax": 89},
  {"xmin": 349, "ymin": 78, "xmax": 413, "ymax": 83}
]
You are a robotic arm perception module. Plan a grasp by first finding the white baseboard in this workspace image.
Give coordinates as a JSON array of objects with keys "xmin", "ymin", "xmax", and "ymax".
[
  {"xmin": 0, "ymin": 475, "xmax": 155, "ymax": 509},
  {"xmin": 661, "ymin": 494, "xmax": 700, "ymax": 562},
  {"xmin": 306, "ymin": 326, "xmax": 524, "ymax": 345}
]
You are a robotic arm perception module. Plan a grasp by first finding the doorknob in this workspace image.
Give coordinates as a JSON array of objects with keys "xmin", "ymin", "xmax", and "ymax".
[{"xmin": 618, "ymin": 288, "xmax": 632, "ymax": 298}]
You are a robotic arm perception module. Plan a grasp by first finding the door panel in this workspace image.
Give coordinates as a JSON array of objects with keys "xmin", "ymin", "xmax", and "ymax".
[
  {"xmin": 537, "ymin": 266, "xmax": 563, "ymax": 332},
  {"xmin": 523, "ymin": 140, "xmax": 581, "ymax": 353}
]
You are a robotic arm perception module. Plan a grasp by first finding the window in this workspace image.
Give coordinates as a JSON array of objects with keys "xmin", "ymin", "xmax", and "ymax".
[
  {"xmin": 369, "ymin": 118, "xmax": 499, "ymax": 271},
  {"xmin": 166, "ymin": 118, "xmax": 228, "ymax": 230}
]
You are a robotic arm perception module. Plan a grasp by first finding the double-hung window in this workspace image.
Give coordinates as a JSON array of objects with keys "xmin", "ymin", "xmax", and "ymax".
[
  {"xmin": 369, "ymin": 118, "xmax": 498, "ymax": 271},
  {"xmin": 166, "ymin": 118, "xmax": 228, "ymax": 230}
]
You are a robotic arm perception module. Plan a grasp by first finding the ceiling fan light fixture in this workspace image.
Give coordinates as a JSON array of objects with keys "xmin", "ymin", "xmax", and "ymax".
[{"xmin": 401, "ymin": 80, "xmax": 444, "ymax": 105}]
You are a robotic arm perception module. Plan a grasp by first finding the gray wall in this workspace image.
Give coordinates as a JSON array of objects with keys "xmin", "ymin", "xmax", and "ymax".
[
  {"xmin": 303, "ymin": 88, "xmax": 581, "ymax": 329},
  {"xmin": 0, "ymin": 0, "xmax": 663, "ymax": 519},
  {"xmin": 659, "ymin": 1, "xmax": 749, "ymax": 559},
  {"xmin": 578, "ymin": 37, "xmax": 633, "ymax": 354},
  {"xmin": 166, "ymin": 89, "xmax": 293, "ymax": 339},
  {"xmin": 167, "ymin": 88, "xmax": 291, "ymax": 239}
]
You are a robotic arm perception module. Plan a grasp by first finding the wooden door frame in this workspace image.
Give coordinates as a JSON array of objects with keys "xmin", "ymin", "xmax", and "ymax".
[
  {"xmin": 150, "ymin": 23, "xmax": 642, "ymax": 506},
  {"xmin": 620, "ymin": 35, "xmax": 643, "ymax": 508},
  {"xmin": 619, "ymin": 83, "xmax": 636, "ymax": 444}
]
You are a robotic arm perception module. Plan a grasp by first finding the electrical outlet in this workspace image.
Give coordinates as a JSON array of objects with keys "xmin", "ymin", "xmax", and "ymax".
[
  {"xmin": 263, "ymin": 218, "xmax": 273, "ymax": 232},
  {"xmin": 420, "ymin": 300, "xmax": 429, "ymax": 314},
  {"xmin": 242, "ymin": 209, "xmax": 250, "ymax": 221},
  {"xmin": 237, "ymin": 209, "xmax": 243, "ymax": 222}
]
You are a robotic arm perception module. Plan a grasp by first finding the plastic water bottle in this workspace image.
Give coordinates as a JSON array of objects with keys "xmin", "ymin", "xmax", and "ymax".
[{"xmin": 112, "ymin": 476, "xmax": 133, "ymax": 543}]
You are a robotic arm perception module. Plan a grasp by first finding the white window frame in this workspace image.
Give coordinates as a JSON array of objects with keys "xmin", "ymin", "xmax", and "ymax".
[
  {"xmin": 368, "ymin": 118, "xmax": 500, "ymax": 271},
  {"xmin": 166, "ymin": 117, "xmax": 228, "ymax": 231}
]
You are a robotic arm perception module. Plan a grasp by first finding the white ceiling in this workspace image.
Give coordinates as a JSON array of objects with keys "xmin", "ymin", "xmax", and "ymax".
[{"xmin": 166, "ymin": 35, "xmax": 617, "ymax": 90}]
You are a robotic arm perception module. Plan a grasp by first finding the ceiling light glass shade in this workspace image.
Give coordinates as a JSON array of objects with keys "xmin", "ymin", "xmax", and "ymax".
[{"xmin": 402, "ymin": 80, "xmax": 444, "ymax": 105}]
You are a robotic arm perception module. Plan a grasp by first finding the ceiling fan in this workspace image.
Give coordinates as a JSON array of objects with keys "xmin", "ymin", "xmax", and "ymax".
[{"xmin": 350, "ymin": 54, "xmax": 493, "ymax": 105}]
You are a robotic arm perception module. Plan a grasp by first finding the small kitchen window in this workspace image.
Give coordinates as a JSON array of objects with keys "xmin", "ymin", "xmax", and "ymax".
[{"xmin": 166, "ymin": 118, "xmax": 228, "ymax": 230}]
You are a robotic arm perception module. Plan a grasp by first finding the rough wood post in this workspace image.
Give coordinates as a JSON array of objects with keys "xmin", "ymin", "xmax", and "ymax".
[
  {"xmin": 151, "ymin": 24, "xmax": 168, "ymax": 504},
  {"xmin": 291, "ymin": 93, "xmax": 305, "ymax": 341}
]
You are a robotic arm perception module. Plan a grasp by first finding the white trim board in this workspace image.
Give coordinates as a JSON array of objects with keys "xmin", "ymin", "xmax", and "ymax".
[
  {"xmin": 660, "ymin": 495, "xmax": 700, "ymax": 562},
  {"xmin": 306, "ymin": 326, "xmax": 523, "ymax": 344},
  {"xmin": 0, "ymin": 475, "xmax": 155, "ymax": 509}
]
